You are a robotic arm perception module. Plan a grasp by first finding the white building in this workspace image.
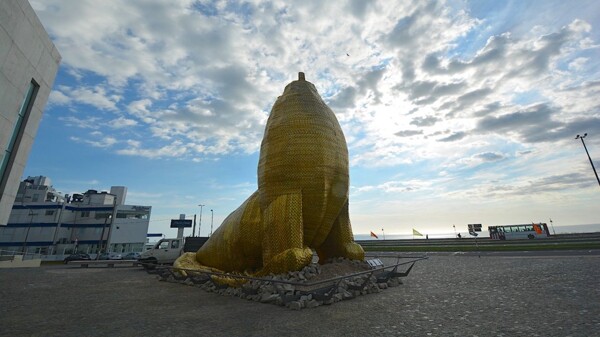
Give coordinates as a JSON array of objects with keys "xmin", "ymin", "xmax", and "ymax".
[
  {"xmin": 0, "ymin": 176, "xmax": 151, "ymax": 260},
  {"xmin": 0, "ymin": 0, "xmax": 61, "ymax": 226}
]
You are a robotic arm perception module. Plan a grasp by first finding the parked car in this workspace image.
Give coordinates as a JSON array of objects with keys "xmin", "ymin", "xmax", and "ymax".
[
  {"xmin": 63, "ymin": 253, "xmax": 91, "ymax": 264},
  {"xmin": 122, "ymin": 252, "xmax": 140, "ymax": 260},
  {"xmin": 98, "ymin": 252, "xmax": 122, "ymax": 260},
  {"xmin": 109, "ymin": 253, "xmax": 122, "ymax": 260}
]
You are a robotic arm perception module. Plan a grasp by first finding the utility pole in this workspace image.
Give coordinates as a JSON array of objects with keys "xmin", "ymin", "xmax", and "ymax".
[
  {"xmin": 104, "ymin": 196, "xmax": 118, "ymax": 256},
  {"xmin": 22, "ymin": 209, "xmax": 37, "ymax": 255},
  {"xmin": 198, "ymin": 204, "xmax": 204, "ymax": 236},
  {"xmin": 97, "ymin": 211, "xmax": 111, "ymax": 260},
  {"xmin": 576, "ymin": 133, "xmax": 600, "ymax": 188},
  {"xmin": 210, "ymin": 209, "xmax": 214, "ymax": 236},
  {"xmin": 192, "ymin": 214, "xmax": 197, "ymax": 237}
]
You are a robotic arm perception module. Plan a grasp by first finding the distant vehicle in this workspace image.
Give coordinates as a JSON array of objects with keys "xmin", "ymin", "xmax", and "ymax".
[
  {"xmin": 63, "ymin": 253, "xmax": 91, "ymax": 264},
  {"xmin": 489, "ymin": 223, "xmax": 551, "ymax": 240},
  {"xmin": 109, "ymin": 253, "xmax": 122, "ymax": 260},
  {"xmin": 122, "ymin": 252, "xmax": 140, "ymax": 260},
  {"xmin": 98, "ymin": 252, "xmax": 122, "ymax": 260},
  {"xmin": 138, "ymin": 236, "xmax": 208, "ymax": 269}
]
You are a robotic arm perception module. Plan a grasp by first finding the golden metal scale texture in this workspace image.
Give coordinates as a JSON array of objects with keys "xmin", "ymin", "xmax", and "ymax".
[{"xmin": 174, "ymin": 72, "xmax": 364, "ymax": 282}]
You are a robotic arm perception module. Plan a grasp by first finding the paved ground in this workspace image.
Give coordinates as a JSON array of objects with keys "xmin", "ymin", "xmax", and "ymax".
[{"xmin": 1, "ymin": 251, "xmax": 599, "ymax": 337}]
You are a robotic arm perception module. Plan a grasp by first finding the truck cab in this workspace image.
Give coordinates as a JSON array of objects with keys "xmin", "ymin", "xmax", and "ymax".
[{"xmin": 139, "ymin": 238, "xmax": 183, "ymax": 266}]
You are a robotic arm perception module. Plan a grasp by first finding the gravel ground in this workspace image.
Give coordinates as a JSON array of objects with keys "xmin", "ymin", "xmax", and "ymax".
[{"xmin": 1, "ymin": 252, "xmax": 599, "ymax": 337}]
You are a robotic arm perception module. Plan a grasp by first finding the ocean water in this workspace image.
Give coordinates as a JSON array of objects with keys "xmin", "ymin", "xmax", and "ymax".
[{"xmin": 354, "ymin": 223, "xmax": 600, "ymax": 241}]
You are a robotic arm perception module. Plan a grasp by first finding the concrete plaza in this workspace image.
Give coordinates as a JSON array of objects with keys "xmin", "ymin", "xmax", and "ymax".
[{"xmin": 1, "ymin": 251, "xmax": 599, "ymax": 336}]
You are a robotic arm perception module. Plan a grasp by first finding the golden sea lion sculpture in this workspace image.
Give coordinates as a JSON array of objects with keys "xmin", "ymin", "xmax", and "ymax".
[{"xmin": 175, "ymin": 72, "xmax": 364, "ymax": 279}]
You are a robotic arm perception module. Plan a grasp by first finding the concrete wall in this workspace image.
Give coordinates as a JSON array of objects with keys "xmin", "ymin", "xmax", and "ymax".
[{"xmin": 0, "ymin": 0, "xmax": 61, "ymax": 225}]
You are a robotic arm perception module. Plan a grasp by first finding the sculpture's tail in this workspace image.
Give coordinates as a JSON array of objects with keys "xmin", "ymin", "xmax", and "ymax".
[{"xmin": 174, "ymin": 252, "xmax": 250, "ymax": 287}]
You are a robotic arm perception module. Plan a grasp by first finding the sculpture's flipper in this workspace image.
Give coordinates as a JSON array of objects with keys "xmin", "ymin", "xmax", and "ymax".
[
  {"xmin": 259, "ymin": 192, "xmax": 313, "ymax": 275},
  {"xmin": 316, "ymin": 199, "xmax": 365, "ymax": 263}
]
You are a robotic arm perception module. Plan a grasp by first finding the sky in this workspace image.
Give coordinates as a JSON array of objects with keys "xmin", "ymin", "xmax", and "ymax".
[{"xmin": 25, "ymin": 0, "xmax": 600, "ymax": 238}]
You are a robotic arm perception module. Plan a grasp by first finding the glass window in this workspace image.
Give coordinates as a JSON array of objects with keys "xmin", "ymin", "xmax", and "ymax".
[
  {"xmin": 158, "ymin": 241, "xmax": 169, "ymax": 249},
  {"xmin": 45, "ymin": 210, "xmax": 54, "ymax": 216},
  {"xmin": 171, "ymin": 240, "xmax": 180, "ymax": 249},
  {"xmin": 95, "ymin": 212, "xmax": 111, "ymax": 219},
  {"xmin": 81, "ymin": 211, "xmax": 90, "ymax": 217},
  {"xmin": 0, "ymin": 80, "xmax": 39, "ymax": 190}
]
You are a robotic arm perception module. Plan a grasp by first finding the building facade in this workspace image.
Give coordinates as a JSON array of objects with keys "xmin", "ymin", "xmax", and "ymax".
[
  {"xmin": 0, "ymin": 0, "xmax": 61, "ymax": 226},
  {"xmin": 0, "ymin": 176, "xmax": 152, "ymax": 260}
]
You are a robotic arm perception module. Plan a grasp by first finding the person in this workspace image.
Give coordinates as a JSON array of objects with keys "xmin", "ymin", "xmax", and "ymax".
[
  {"xmin": 457, "ymin": 233, "xmax": 462, "ymax": 238},
  {"xmin": 426, "ymin": 234, "xmax": 429, "ymax": 240}
]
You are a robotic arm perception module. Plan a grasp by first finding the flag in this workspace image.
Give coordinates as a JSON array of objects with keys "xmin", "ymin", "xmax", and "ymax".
[
  {"xmin": 370, "ymin": 231, "xmax": 379, "ymax": 239},
  {"xmin": 412, "ymin": 228, "xmax": 423, "ymax": 236}
]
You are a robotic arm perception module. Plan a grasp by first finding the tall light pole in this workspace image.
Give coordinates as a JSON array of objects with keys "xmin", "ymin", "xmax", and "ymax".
[
  {"xmin": 549, "ymin": 218, "xmax": 556, "ymax": 235},
  {"xmin": 210, "ymin": 209, "xmax": 214, "ymax": 236},
  {"xmin": 22, "ymin": 209, "xmax": 37, "ymax": 254},
  {"xmin": 198, "ymin": 204, "xmax": 204, "ymax": 237},
  {"xmin": 576, "ymin": 133, "xmax": 600, "ymax": 188}
]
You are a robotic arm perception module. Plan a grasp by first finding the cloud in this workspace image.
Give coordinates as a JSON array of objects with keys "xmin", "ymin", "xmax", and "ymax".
[
  {"xmin": 474, "ymin": 152, "xmax": 505, "ymax": 162},
  {"xmin": 438, "ymin": 131, "xmax": 467, "ymax": 142},
  {"xmin": 395, "ymin": 130, "xmax": 423, "ymax": 137},
  {"xmin": 31, "ymin": 1, "xmax": 599, "ymax": 172},
  {"xmin": 116, "ymin": 140, "xmax": 187, "ymax": 158},
  {"xmin": 410, "ymin": 116, "xmax": 440, "ymax": 127},
  {"xmin": 48, "ymin": 90, "xmax": 70, "ymax": 105},
  {"xmin": 109, "ymin": 117, "xmax": 138, "ymax": 129},
  {"xmin": 355, "ymin": 179, "xmax": 432, "ymax": 194},
  {"xmin": 59, "ymin": 116, "xmax": 102, "ymax": 129},
  {"xmin": 70, "ymin": 135, "xmax": 117, "ymax": 148},
  {"xmin": 53, "ymin": 85, "xmax": 121, "ymax": 111}
]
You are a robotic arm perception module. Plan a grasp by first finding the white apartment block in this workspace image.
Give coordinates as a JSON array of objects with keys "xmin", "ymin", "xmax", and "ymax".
[{"xmin": 0, "ymin": 176, "xmax": 152, "ymax": 260}]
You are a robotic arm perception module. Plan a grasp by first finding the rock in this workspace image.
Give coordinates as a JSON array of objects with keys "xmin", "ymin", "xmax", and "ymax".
[
  {"xmin": 378, "ymin": 283, "xmax": 388, "ymax": 290},
  {"xmin": 288, "ymin": 301, "xmax": 302, "ymax": 310},
  {"xmin": 260, "ymin": 293, "xmax": 280, "ymax": 303},
  {"xmin": 342, "ymin": 290, "xmax": 354, "ymax": 299},
  {"xmin": 387, "ymin": 278, "xmax": 400, "ymax": 287},
  {"xmin": 306, "ymin": 299, "xmax": 320, "ymax": 308}
]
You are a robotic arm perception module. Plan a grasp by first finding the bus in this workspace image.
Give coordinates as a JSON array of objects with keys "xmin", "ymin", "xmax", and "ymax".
[{"xmin": 488, "ymin": 223, "xmax": 551, "ymax": 240}]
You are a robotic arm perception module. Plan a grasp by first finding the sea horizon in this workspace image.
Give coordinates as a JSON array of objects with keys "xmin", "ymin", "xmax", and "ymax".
[{"xmin": 354, "ymin": 223, "xmax": 600, "ymax": 240}]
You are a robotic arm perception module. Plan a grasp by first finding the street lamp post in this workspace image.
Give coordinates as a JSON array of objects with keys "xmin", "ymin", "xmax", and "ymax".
[
  {"xmin": 97, "ymin": 213, "xmax": 112, "ymax": 260},
  {"xmin": 198, "ymin": 204, "xmax": 204, "ymax": 237},
  {"xmin": 22, "ymin": 209, "xmax": 37, "ymax": 255},
  {"xmin": 210, "ymin": 209, "xmax": 214, "ymax": 236},
  {"xmin": 575, "ymin": 133, "xmax": 600, "ymax": 188}
]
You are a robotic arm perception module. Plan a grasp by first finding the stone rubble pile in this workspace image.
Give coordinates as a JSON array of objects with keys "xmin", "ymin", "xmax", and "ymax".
[{"xmin": 160, "ymin": 257, "xmax": 403, "ymax": 310}]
